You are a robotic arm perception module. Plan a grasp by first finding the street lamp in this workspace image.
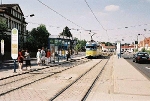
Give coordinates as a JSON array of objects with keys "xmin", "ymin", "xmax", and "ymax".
[
  {"xmin": 20, "ymin": 14, "xmax": 34, "ymax": 49},
  {"xmin": 136, "ymin": 34, "xmax": 141, "ymax": 52}
]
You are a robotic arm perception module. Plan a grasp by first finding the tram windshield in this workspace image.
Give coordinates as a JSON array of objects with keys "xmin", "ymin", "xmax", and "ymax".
[{"xmin": 86, "ymin": 46, "xmax": 97, "ymax": 50}]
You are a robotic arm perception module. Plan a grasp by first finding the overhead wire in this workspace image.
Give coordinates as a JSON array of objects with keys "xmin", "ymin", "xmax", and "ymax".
[
  {"xmin": 84, "ymin": 0, "xmax": 106, "ymax": 31},
  {"xmin": 28, "ymin": 21, "xmax": 150, "ymax": 32},
  {"xmin": 107, "ymin": 23, "xmax": 150, "ymax": 31},
  {"xmin": 36, "ymin": 0, "xmax": 85, "ymax": 30},
  {"xmin": 84, "ymin": 0, "xmax": 110, "ymax": 42},
  {"xmin": 33, "ymin": 0, "xmax": 150, "ymax": 41}
]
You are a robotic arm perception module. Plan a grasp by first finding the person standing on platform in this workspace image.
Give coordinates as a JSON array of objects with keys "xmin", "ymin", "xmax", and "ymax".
[
  {"xmin": 66, "ymin": 49, "xmax": 70, "ymax": 61},
  {"xmin": 117, "ymin": 53, "xmax": 120, "ymax": 59},
  {"xmin": 24, "ymin": 49, "xmax": 31, "ymax": 69},
  {"xmin": 41, "ymin": 47, "xmax": 46, "ymax": 65},
  {"xmin": 46, "ymin": 49, "xmax": 51, "ymax": 64},
  {"xmin": 36, "ymin": 49, "xmax": 42, "ymax": 66},
  {"xmin": 18, "ymin": 49, "xmax": 24, "ymax": 71}
]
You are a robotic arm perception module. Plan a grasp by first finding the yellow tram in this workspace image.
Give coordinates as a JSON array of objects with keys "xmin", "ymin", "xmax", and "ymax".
[{"xmin": 85, "ymin": 41, "xmax": 101, "ymax": 58}]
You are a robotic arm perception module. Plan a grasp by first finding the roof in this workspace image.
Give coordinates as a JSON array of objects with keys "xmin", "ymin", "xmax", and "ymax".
[
  {"xmin": 0, "ymin": 4, "xmax": 23, "ymax": 15},
  {"xmin": 0, "ymin": 4, "xmax": 19, "ymax": 7}
]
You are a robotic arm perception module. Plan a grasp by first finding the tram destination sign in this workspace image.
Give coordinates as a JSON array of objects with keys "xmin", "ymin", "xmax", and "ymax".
[{"xmin": 11, "ymin": 28, "xmax": 18, "ymax": 59}]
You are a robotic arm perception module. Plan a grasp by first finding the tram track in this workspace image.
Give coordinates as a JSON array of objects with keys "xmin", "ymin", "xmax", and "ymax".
[
  {"xmin": 50, "ymin": 58, "xmax": 109, "ymax": 101},
  {"xmin": 0, "ymin": 58, "xmax": 90, "ymax": 96}
]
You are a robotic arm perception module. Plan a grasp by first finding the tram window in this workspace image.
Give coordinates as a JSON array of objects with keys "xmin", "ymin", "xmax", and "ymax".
[{"xmin": 86, "ymin": 46, "xmax": 96, "ymax": 50}]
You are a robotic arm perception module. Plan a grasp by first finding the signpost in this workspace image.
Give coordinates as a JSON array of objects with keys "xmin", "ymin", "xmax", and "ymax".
[
  {"xmin": 11, "ymin": 28, "xmax": 18, "ymax": 73},
  {"xmin": 1, "ymin": 39, "xmax": 4, "ymax": 55},
  {"xmin": 116, "ymin": 41, "xmax": 121, "ymax": 58},
  {"xmin": 1, "ymin": 39, "xmax": 4, "ymax": 67}
]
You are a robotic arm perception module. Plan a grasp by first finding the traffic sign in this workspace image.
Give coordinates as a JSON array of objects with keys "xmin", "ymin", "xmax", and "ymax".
[
  {"xmin": 1, "ymin": 39, "xmax": 4, "ymax": 55},
  {"xmin": 11, "ymin": 28, "xmax": 18, "ymax": 59}
]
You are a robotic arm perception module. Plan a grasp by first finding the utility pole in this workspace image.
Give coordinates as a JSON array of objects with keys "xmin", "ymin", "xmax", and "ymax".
[{"xmin": 136, "ymin": 34, "xmax": 141, "ymax": 52}]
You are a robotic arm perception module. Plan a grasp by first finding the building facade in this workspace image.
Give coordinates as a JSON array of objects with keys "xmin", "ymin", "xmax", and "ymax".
[
  {"xmin": 139, "ymin": 37, "xmax": 150, "ymax": 51},
  {"xmin": 0, "ymin": 4, "xmax": 27, "ymax": 49}
]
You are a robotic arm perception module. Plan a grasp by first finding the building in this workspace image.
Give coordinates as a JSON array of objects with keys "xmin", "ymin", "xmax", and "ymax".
[
  {"xmin": 121, "ymin": 44, "xmax": 135, "ymax": 52},
  {"xmin": 0, "ymin": 4, "xmax": 30, "ymax": 59},
  {"xmin": 0, "ymin": 4, "xmax": 28, "ymax": 49},
  {"xmin": 101, "ymin": 43, "xmax": 116, "ymax": 52},
  {"xmin": 139, "ymin": 37, "xmax": 150, "ymax": 51}
]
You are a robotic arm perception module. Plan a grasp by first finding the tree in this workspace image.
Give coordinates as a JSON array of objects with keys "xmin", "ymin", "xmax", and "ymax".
[
  {"xmin": 141, "ymin": 48, "xmax": 146, "ymax": 52},
  {"xmin": 0, "ymin": 18, "xmax": 8, "ymax": 39},
  {"xmin": 26, "ymin": 24, "xmax": 50, "ymax": 51},
  {"xmin": 59, "ymin": 26, "xmax": 72, "ymax": 38},
  {"xmin": 105, "ymin": 42, "xmax": 113, "ymax": 46},
  {"xmin": 74, "ymin": 39, "xmax": 86, "ymax": 53},
  {"xmin": 0, "ymin": 18, "xmax": 11, "ymax": 53}
]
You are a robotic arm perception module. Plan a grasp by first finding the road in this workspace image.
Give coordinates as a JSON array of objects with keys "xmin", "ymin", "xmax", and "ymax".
[{"xmin": 122, "ymin": 52, "xmax": 150, "ymax": 80}]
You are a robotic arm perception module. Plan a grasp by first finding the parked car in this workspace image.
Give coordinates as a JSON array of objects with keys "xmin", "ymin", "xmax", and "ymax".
[{"xmin": 133, "ymin": 52, "xmax": 150, "ymax": 63}]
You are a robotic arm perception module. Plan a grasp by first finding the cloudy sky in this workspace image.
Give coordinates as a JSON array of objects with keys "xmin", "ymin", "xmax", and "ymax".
[{"xmin": 2, "ymin": 0, "xmax": 150, "ymax": 43}]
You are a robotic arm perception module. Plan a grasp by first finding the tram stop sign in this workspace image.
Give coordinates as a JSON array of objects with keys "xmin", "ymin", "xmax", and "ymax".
[
  {"xmin": 11, "ymin": 28, "xmax": 18, "ymax": 59},
  {"xmin": 1, "ymin": 39, "xmax": 4, "ymax": 55}
]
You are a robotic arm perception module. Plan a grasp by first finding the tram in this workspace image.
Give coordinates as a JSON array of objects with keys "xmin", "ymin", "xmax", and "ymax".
[{"xmin": 85, "ymin": 41, "xmax": 101, "ymax": 58}]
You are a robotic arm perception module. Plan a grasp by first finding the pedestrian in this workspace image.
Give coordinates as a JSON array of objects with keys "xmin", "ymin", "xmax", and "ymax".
[
  {"xmin": 59, "ymin": 49, "xmax": 62, "ymax": 59},
  {"xmin": 62, "ymin": 49, "xmax": 65, "ymax": 59},
  {"xmin": 46, "ymin": 49, "xmax": 51, "ymax": 64},
  {"xmin": 66, "ymin": 49, "xmax": 70, "ymax": 61},
  {"xmin": 18, "ymin": 49, "xmax": 24, "ymax": 71},
  {"xmin": 24, "ymin": 49, "xmax": 31, "ymax": 69},
  {"xmin": 41, "ymin": 47, "xmax": 46, "ymax": 65},
  {"xmin": 36, "ymin": 49, "xmax": 42, "ymax": 66},
  {"xmin": 117, "ymin": 53, "xmax": 120, "ymax": 59}
]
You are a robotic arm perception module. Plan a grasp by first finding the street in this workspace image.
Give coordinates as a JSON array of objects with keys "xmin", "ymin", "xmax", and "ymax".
[{"xmin": 122, "ymin": 52, "xmax": 150, "ymax": 80}]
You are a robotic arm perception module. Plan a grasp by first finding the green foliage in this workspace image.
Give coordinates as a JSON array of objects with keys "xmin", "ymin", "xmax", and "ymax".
[
  {"xmin": 0, "ymin": 18, "xmax": 8, "ymax": 38},
  {"xmin": 101, "ymin": 42, "xmax": 113, "ymax": 46},
  {"xmin": 141, "ymin": 48, "xmax": 146, "ymax": 52},
  {"xmin": 60, "ymin": 26, "xmax": 72, "ymax": 38},
  {"xmin": 134, "ymin": 48, "xmax": 138, "ymax": 52},
  {"xmin": 0, "ymin": 18, "xmax": 10, "ymax": 52},
  {"xmin": 101, "ymin": 42, "xmax": 105, "ymax": 44},
  {"xmin": 145, "ymin": 50, "xmax": 150, "ymax": 54},
  {"xmin": 74, "ymin": 39, "xmax": 86, "ymax": 52},
  {"xmin": 0, "ymin": 18, "xmax": 7, "ymax": 31},
  {"xmin": 105, "ymin": 42, "xmax": 113, "ymax": 46},
  {"xmin": 25, "ymin": 24, "xmax": 50, "ymax": 51}
]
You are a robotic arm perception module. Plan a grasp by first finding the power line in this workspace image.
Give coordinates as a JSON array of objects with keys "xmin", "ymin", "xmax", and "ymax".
[
  {"xmin": 36, "ymin": 0, "xmax": 85, "ymax": 30},
  {"xmin": 27, "ymin": 21, "xmax": 99, "ymax": 33},
  {"xmin": 84, "ymin": 0, "xmax": 110, "ymax": 42},
  {"xmin": 107, "ymin": 23, "xmax": 150, "ymax": 31},
  {"xmin": 84, "ymin": 0, "xmax": 106, "ymax": 31}
]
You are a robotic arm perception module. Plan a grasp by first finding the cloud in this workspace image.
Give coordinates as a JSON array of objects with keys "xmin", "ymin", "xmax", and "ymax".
[
  {"xmin": 105, "ymin": 5, "xmax": 120, "ymax": 12},
  {"xmin": 98, "ymin": 12, "xmax": 108, "ymax": 16}
]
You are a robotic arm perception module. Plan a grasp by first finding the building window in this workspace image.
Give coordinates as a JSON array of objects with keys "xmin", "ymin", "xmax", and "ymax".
[
  {"xmin": 6, "ymin": 18, "xmax": 8, "ymax": 28},
  {"xmin": 12, "ymin": 21, "xmax": 14, "ymax": 29},
  {"xmin": 16, "ymin": 7, "xmax": 18, "ymax": 11},
  {"xmin": 9, "ymin": 19, "xmax": 11, "ymax": 29},
  {"xmin": 12, "ymin": 10, "xmax": 15, "ymax": 16},
  {"xmin": 18, "ymin": 23, "xmax": 21, "ymax": 31}
]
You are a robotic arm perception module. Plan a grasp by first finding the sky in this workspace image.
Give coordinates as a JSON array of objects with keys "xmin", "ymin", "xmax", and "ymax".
[{"xmin": 2, "ymin": 0, "xmax": 150, "ymax": 44}]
